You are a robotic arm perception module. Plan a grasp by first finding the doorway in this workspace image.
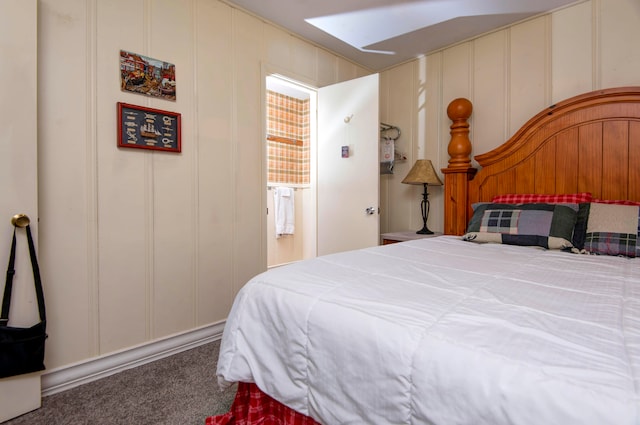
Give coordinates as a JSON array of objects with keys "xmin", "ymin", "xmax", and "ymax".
[
  {"xmin": 265, "ymin": 75, "xmax": 317, "ymax": 268},
  {"xmin": 264, "ymin": 73, "xmax": 380, "ymax": 268}
]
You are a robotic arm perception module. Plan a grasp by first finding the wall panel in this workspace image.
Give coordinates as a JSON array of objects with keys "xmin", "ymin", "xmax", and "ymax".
[
  {"xmin": 509, "ymin": 16, "xmax": 550, "ymax": 136},
  {"xmin": 599, "ymin": 0, "xmax": 640, "ymax": 87},
  {"xmin": 336, "ymin": 58, "xmax": 359, "ymax": 82},
  {"xmin": 424, "ymin": 54, "xmax": 442, "ymax": 167},
  {"xmin": 472, "ymin": 30, "xmax": 508, "ymax": 160},
  {"xmin": 291, "ymin": 36, "xmax": 317, "ymax": 81},
  {"xmin": 382, "ymin": 63, "xmax": 415, "ymax": 233},
  {"xmin": 194, "ymin": 0, "xmax": 235, "ymax": 325},
  {"xmin": 423, "ymin": 54, "xmax": 444, "ymax": 234},
  {"xmin": 232, "ymin": 10, "xmax": 264, "ymax": 295},
  {"xmin": 37, "ymin": 0, "xmax": 94, "ymax": 365},
  {"xmin": 264, "ymin": 24, "xmax": 291, "ymax": 69},
  {"xmin": 441, "ymin": 43, "xmax": 473, "ymax": 104},
  {"xmin": 96, "ymin": 0, "xmax": 149, "ymax": 354},
  {"xmin": 379, "ymin": 70, "xmax": 390, "ymax": 233},
  {"xmin": 149, "ymin": 0, "xmax": 197, "ymax": 338},
  {"xmin": 551, "ymin": 1, "xmax": 593, "ymax": 102},
  {"xmin": 316, "ymin": 49, "xmax": 338, "ymax": 87}
]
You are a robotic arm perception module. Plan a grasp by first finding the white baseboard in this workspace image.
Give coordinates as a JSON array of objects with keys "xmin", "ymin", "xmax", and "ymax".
[{"xmin": 41, "ymin": 321, "xmax": 225, "ymax": 397}]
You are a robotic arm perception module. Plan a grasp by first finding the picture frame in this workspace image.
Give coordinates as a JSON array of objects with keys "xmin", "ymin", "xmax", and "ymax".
[
  {"xmin": 120, "ymin": 50, "xmax": 176, "ymax": 101},
  {"xmin": 117, "ymin": 102, "xmax": 181, "ymax": 153}
]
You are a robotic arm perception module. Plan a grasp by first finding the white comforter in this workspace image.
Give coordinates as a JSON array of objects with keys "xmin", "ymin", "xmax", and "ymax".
[{"xmin": 217, "ymin": 236, "xmax": 640, "ymax": 425}]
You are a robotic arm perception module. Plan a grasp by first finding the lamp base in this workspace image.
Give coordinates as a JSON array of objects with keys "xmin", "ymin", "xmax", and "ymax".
[
  {"xmin": 416, "ymin": 184, "xmax": 434, "ymax": 235},
  {"xmin": 416, "ymin": 227, "xmax": 434, "ymax": 235}
]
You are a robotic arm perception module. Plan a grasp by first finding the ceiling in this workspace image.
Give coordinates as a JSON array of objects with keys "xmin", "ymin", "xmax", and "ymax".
[{"xmin": 225, "ymin": 0, "xmax": 578, "ymax": 71}]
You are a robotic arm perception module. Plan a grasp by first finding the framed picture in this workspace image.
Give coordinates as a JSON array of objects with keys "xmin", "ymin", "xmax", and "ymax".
[
  {"xmin": 120, "ymin": 50, "xmax": 176, "ymax": 101},
  {"xmin": 117, "ymin": 102, "xmax": 181, "ymax": 153}
]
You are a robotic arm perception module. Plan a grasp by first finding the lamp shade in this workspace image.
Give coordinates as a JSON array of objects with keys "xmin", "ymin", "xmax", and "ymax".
[{"xmin": 401, "ymin": 160, "xmax": 443, "ymax": 186}]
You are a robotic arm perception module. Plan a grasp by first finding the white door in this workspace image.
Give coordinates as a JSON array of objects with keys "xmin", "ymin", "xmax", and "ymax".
[
  {"xmin": 0, "ymin": 0, "xmax": 42, "ymax": 421},
  {"xmin": 317, "ymin": 74, "xmax": 379, "ymax": 256}
]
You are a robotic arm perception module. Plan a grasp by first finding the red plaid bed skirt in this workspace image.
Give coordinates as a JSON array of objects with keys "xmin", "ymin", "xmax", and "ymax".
[{"xmin": 205, "ymin": 382, "xmax": 321, "ymax": 425}]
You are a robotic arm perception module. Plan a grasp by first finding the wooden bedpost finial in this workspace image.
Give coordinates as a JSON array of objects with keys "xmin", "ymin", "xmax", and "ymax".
[{"xmin": 446, "ymin": 98, "xmax": 473, "ymax": 169}]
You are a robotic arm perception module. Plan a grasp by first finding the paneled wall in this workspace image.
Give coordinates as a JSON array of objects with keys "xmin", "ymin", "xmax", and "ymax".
[
  {"xmin": 380, "ymin": 0, "xmax": 640, "ymax": 235},
  {"xmin": 12, "ymin": 0, "xmax": 640, "ymax": 375},
  {"xmin": 35, "ymin": 0, "xmax": 368, "ymax": 370}
]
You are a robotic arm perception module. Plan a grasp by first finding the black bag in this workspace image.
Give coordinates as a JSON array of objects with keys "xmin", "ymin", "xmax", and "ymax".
[{"xmin": 0, "ymin": 224, "xmax": 47, "ymax": 378}]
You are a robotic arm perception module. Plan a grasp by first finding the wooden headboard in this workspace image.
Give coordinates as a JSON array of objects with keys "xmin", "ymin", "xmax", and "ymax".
[{"xmin": 442, "ymin": 87, "xmax": 640, "ymax": 236}]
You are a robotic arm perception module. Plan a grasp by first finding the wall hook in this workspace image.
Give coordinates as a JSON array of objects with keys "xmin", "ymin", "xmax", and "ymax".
[
  {"xmin": 344, "ymin": 114, "xmax": 353, "ymax": 124},
  {"xmin": 11, "ymin": 214, "xmax": 30, "ymax": 228}
]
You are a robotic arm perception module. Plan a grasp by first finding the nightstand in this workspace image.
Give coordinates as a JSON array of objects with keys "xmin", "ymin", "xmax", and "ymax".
[{"xmin": 381, "ymin": 231, "xmax": 442, "ymax": 245}]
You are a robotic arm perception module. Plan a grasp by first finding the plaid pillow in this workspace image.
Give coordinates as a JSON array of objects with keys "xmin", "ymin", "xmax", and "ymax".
[
  {"xmin": 492, "ymin": 193, "xmax": 592, "ymax": 204},
  {"xmin": 571, "ymin": 203, "xmax": 591, "ymax": 250},
  {"xmin": 463, "ymin": 203, "xmax": 578, "ymax": 249},
  {"xmin": 479, "ymin": 209, "xmax": 521, "ymax": 234},
  {"xmin": 584, "ymin": 203, "xmax": 640, "ymax": 257}
]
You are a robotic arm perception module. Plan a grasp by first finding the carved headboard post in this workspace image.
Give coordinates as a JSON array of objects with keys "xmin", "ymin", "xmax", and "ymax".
[{"xmin": 441, "ymin": 98, "xmax": 477, "ymax": 236}]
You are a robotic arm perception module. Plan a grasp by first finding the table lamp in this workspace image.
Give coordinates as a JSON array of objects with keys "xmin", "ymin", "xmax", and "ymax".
[{"xmin": 401, "ymin": 159, "xmax": 443, "ymax": 234}]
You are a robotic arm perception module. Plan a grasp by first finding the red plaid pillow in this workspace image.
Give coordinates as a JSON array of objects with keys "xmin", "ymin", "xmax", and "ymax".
[
  {"xmin": 592, "ymin": 199, "xmax": 640, "ymax": 206},
  {"xmin": 491, "ymin": 193, "xmax": 592, "ymax": 204}
]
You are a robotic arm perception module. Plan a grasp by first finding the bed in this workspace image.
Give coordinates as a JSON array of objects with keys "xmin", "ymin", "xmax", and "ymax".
[{"xmin": 207, "ymin": 87, "xmax": 640, "ymax": 425}]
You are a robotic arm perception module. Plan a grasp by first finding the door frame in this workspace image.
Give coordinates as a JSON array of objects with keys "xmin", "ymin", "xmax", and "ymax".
[{"xmin": 260, "ymin": 65, "xmax": 318, "ymax": 269}]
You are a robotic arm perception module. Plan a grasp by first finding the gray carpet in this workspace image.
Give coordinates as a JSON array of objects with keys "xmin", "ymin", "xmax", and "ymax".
[{"xmin": 2, "ymin": 339, "xmax": 237, "ymax": 425}]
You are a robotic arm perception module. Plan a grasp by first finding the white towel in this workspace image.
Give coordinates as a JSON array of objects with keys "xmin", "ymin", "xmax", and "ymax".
[{"xmin": 273, "ymin": 187, "xmax": 295, "ymax": 238}]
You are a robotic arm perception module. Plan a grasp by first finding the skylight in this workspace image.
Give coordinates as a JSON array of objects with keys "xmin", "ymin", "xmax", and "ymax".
[{"xmin": 305, "ymin": 0, "xmax": 568, "ymax": 55}]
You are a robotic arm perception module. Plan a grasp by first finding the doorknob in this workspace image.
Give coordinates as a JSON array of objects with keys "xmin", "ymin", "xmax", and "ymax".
[
  {"xmin": 11, "ymin": 214, "xmax": 30, "ymax": 228},
  {"xmin": 365, "ymin": 207, "xmax": 376, "ymax": 215}
]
